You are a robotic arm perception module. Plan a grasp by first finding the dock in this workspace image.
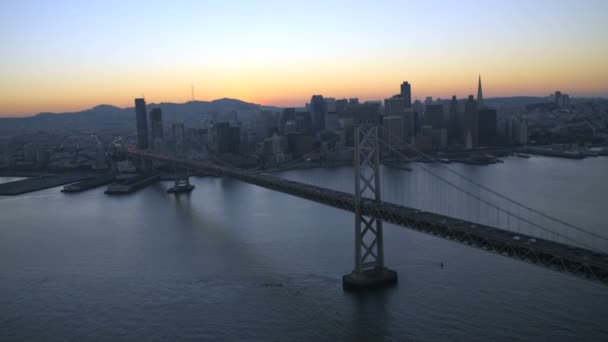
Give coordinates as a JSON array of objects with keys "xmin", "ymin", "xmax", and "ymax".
[
  {"xmin": 104, "ymin": 172, "xmax": 161, "ymax": 195},
  {"xmin": 0, "ymin": 173, "xmax": 95, "ymax": 196},
  {"xmin": 523, "ymin": 147, "xmax": 585, "ymax": 159},
  {"xmin": 61, "ymin": 174, "xmax": 116, "ymax": 193}
]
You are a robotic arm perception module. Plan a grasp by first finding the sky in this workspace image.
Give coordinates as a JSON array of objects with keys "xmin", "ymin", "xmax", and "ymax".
[{"xmin": 1, "ymin": 0, "xmax": 607, "ymax": 117}]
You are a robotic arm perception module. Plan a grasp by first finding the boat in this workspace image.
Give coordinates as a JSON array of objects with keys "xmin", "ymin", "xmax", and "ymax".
[{"xmin": 515, "ymin": 153, "xmax": 531, "ymax": 158}]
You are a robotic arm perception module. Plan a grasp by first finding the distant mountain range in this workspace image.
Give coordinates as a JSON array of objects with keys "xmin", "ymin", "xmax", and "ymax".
[{"xmin": 0, "ymin": 98, "xmax": 281, "ymax": 134}]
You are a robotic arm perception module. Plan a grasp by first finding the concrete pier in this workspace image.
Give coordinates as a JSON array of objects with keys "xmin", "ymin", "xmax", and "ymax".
[
  {"xmin": 0, "ymin": 173, "xmax": 93, "ymax": 195},
  {"xmin": 342, "ymin": 267, "xmax": 398, "ymax": 291}
]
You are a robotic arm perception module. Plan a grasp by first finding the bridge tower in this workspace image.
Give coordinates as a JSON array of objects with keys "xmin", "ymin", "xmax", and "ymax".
[
  {"xmin": 343, "ymin": 113, "xmax": 398, "ymax": 290},
  {"xmin": 167, "ymin": 127, "xmax": 195, "ymax": 194}
]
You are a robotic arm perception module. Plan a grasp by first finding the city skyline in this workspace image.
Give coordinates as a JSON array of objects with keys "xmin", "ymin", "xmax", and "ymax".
[{"xmin": 1, "ymin": 0, "xmax": 608, "ymax": 116}]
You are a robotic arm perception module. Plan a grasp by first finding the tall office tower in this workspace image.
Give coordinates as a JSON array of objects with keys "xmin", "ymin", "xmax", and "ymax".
[
  {"xmin": 424, "ymin": 97, "xmax": 433, "ymax": 106},
  {"xmin": 335, "ymin": 99, "xmax": 349, "ymax": 118},
  {"xmin": 425, "ymin": 104, "xmax": 446, "ymax": 149},
  {"xmin": 464, "ymin": 95, "xmax": 479, "ymax": 147},
  {"xmin": 172, "ymin": 123, "xmax": 185, "ymax": 144},
  {"xmin": 400, "ymin": 81, "xmax": 412, "ymax": 107},
  {"xmin": 382, "ymin": 115, "xmax": 404, "ymax": 149},
  {"xmin": 448, "ymin": 96, "xmax": 461, "ymax": 144},
  {"xmin": 478, "ymin": 108, "xmax": 497, "ymax": 146},
  {"xmin": 295, "ymin": 112, "xmax": 313, "ymax": 135},
  {"xmin": 562, "ymin": 94, "xmax": 570, "ymax": 107},
  {"xmin": 384, "ymin": 96, "xmax": 408, "ymax": 143},
  {"xmin": 324, "ymin": 97, "xmax": 337, "ymax": 112},
  {"xmin": 424, "ymin": 104, "xmax": 444, "ymax": 129},
  {"xmin": 149, "ymin": 107, "xmax": 164, "ymax": 150},
  {"xmin": 280, "ymin": 108, "xmax": 297, "ymax": 133},
  {"xmin": 134, "ymin": 98, "xmax": 149, "ymax": 149},
  {"xmin": 310, "ymin": 95, "xmax": 327, "ymax": 133},
  {"xmin": 412, "ymin": 99, "xmax": 424, "ymax": 115},
  {"xmin": 554, "ymin": 91, "xmax": 562, "ymax": 106},
  {"xmin": 477, "ymin": 75, "xmax": 484, "ymax": 107}
]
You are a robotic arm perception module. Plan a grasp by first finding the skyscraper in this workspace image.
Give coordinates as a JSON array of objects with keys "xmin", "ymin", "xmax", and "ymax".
[
  {"xmin": 424, "ymin": 104, "xmax": 444, "ymax": 130},
  {"xmin": 149, "ymin": 107, "xmax": 163, "ymax": 150},
  {"xmin": 464, "ymin": 95, "xmax": 479, "ymax": 147},
  {"xmin": 478, "ymin": 108, "xmax": 497, "ymax": 146},
  {"xmin": 382, "ymin": 115, "xmax": 404, "ymax": 150},
  {"xmin": 279, "ymin": 108, "xmax": 297, "ymax": 133},
  {"xmin": 448, "ymin": 96, "xmax": 461, "ymax": 144},
  {"xmin": 310, "ymin": 95, "xmax": 327, "ymax": 133},
  {"xmin": 400, "ymin": 81, "xmax": 412, "ymax": 108},
  {"xmin": 134, "ymin": 98, "xmax": 149, "ymax": 149},
  {"xmin": 477, "ymin": 75, "xmax": 484, "ymax": 107},
  {"xmin": 384, "ymin": 96, "xmax": 408, "ymax": 144}
]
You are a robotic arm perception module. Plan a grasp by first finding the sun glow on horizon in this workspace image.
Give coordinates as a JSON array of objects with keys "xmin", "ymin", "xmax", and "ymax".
[{"xmin": 1, "ymin": 0, "xmax": 607, "ymax": 116}]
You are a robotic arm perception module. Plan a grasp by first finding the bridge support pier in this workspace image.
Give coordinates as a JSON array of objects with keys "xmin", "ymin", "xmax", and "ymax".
[
  {"xmin": 167, "ymin": 164, "xmax": 195, "ymax": 194},
  {"xmin": 343, "ymin": 118, "xmax": 397, "ymax": 291}
]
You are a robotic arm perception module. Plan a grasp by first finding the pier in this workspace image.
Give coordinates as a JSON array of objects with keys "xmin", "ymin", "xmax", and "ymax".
[
  {"xmin": 104, "ymin": 172, "xmax": 161, "ymax": 195},
  {"xmin": 0, "ymin": 173, "xmax": 95, "ymax": 196}
]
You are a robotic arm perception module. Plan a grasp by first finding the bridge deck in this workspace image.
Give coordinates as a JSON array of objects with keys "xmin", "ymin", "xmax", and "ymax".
[{"xmin": 130, "ymin": 150, "xmax": 608, "ymax": 285}]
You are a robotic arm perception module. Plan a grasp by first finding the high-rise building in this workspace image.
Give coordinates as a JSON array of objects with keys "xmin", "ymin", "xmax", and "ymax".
[
  {"xmin": 294, "ymin": 112, "xmax": 313, "ymax": 135},
  {"xmin": 382, "ymin": 115, "xmax": 404, "ymax": 149},
  {"xmin": 384, "ymin": 96, "xmax": 406, "ymax": 116},
  {"xmin": 554, "ymin": 91, "xmax": 570, "ymax": 107},
  {"xmin": 554, "ymin": 91, "xmax": 562, "ymax": 106},
  {"xmin": 280, "ymin": 108, "xmax": 297, "ymax": 133},
  {"xmin": 208, "ymin": 122, "xmax": 240, "ymax": 154},
  {"xmin": 324, "ymin": 97, "xmax": 336, "ymax": 113},
  {"xmin": 400, "ymin": 81, "xmax": 412, "ymax": 107},
  {"xmin": 134, "ymin": 98, "xmax": 149, "ymax": 149},
  {"xmin": 384, "ymin": 96, "xmax": 408, "ymax": 141},
  {"xmin": 335, "ymin": 99, "xmax": 349, "ymax": 118},
  {"xmin": 477, "ymin": 75, "xmax": 484, "ymax": 107},
  {"xmin": 149, "ymin": 107, "xmax": 164, "ymax": 150},
  {"xmin": 310, "ymin": 95, "xmax": 327, "ymax": 133},
  {"xmin": 325, "ymin": 112, "xmax": 339, "ymax": 131},
  {"xmin": 478, "ymin": 108, "xmax": 497, "ymax": 146},
  {"xmin": 464, "ymin": 95, "xmax": 479, "ymax": 147},
  {"xmin": 425, "ymin": 104, "xmax": 444, "ymax": 129},
  {"xmin": 448, "ymin": 96, "xmax": 461, "ymax": 144}
]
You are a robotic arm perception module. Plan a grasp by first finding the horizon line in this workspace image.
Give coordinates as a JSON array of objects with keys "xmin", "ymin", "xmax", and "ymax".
[{"xmin": 2, "ymin": 94, "xmax": 607, "ymax": 119}]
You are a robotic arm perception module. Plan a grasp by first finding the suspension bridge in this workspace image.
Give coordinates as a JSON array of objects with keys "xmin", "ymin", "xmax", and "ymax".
[{"xmin": 125, "ymin": 115, "xmax": 608, "ymax": 290}]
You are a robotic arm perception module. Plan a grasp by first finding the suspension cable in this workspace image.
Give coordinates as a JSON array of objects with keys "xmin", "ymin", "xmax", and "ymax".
[
  {"xmin": 378, "ymin": 126, "xmax": 608, "ymax": 243},
  {"xmin": 377, "ymin": 136, "xmax": 597, "ymax": 250}
]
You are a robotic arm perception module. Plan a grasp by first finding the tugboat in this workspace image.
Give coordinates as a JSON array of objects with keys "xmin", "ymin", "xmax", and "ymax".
[{"xmin": 167, "ymin": 177, "xmax": 195, "ymax": 194}]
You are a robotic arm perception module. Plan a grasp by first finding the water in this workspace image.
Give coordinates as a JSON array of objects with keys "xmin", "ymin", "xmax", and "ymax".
[{"xmin": 0, "ymin": 157, "xmax": 607, "ymax": 341}]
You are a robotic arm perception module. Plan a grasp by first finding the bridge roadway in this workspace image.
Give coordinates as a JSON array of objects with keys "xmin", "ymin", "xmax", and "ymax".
[{"xmin": 130, "ymin": 149, "xmax": 608, "ymax": 285}]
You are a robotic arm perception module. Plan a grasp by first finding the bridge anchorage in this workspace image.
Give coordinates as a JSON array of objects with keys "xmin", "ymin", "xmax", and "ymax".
[{"xmin": 343, "ymin": 115, "xmax": 398, "ymax": 291}]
